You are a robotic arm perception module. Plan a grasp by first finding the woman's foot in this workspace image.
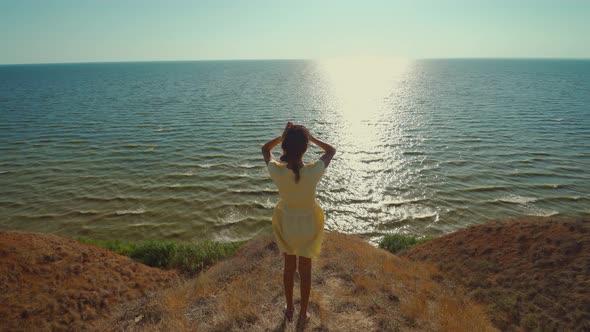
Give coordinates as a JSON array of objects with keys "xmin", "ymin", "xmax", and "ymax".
[
  {"xmin": 284, "ymin": 305, "xmax": 294, "ymax": 322},
  {"xmin": 296, "ymin": 311, "xmax": 310, "ymax": 328}
]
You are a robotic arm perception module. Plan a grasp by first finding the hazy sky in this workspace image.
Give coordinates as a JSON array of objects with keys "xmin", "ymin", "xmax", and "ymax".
[{"xmin": 1, "ymin": 0, "xmax": 589, "ymax": 64}]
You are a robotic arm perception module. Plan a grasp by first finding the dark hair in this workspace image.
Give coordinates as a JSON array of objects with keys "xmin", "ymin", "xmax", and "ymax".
[{"xmin": 280, "ymin": 125, "xmax": 309, "ymax": 183}]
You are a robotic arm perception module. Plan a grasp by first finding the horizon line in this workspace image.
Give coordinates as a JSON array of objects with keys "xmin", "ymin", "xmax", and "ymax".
[{"xmin": 2, "ymin": 56, "xmax": 590, "ymax": 66}]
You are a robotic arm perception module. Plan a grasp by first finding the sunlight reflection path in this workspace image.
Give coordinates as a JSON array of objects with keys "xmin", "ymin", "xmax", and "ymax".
[{"xmin": 310, "ymin": 57, "xmax": 440, "ymax": 237}]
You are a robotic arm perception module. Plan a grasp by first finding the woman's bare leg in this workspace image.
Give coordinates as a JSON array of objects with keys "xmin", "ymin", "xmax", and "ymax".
[
  {"xmin": 298, "ymin": 256, "xmax": 312, "ymax": 322},
  {"xmin": 283, "ymin": 253, "xmax": 296, "ymax": 319}
]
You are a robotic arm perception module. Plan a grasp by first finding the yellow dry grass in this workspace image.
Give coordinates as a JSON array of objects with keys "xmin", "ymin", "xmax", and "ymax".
[
  {"xmin": 97, "ymin": 232, "xmax": 496, "ymax": 331},
  {"xmin": 402, "ymin": 217, "xmax": 590, "ymax": 331}
]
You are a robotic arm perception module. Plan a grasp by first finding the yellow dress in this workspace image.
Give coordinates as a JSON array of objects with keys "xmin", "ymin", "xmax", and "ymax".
[{"xmin": 267, "ymin": 159, "xmax": 326, "ymax": 258}]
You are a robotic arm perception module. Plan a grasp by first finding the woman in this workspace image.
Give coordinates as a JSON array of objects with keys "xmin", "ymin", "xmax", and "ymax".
[{"xmin": 261, "ymin": 122, "xmax": 336, "ymax": 326}]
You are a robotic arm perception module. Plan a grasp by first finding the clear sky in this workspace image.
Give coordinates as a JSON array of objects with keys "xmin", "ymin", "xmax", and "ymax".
[{"xmin": 1, "ymin": 0, "xmax": 589, "ymax": 64}]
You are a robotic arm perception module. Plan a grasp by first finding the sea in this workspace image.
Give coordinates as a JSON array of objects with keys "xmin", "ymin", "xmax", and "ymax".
[{"xmin": 1, "ymin": 58, "xmax": 589, "ymax": 243}]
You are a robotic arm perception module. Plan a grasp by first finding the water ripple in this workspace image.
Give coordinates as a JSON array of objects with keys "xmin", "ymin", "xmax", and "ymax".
[{"xmin": 1, "ymin": 59, "xmax": 589, "ymax": 241}]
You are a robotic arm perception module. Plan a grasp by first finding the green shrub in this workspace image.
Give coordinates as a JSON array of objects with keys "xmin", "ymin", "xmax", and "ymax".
[
  {"xmin": 77, "ymin": 237, "xmax": 244, "ymax": 276},
  {"xmin": 171, "ymin": 241, "xmax": 244, "ymax": 275},
  {"xmin": 378, "ymin": 234, "xmax": 432, "ymax": 254},
  {"xmin": 77, "ymin": 239, "xmax": 137, "ymax": 256},
  {"xmin": 131, "ymin": 240, "xmax": 178, "ymax": 269}
]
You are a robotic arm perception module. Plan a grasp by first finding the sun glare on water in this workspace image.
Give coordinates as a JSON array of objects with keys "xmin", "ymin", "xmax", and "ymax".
[
  {"xmin": 316, "ymin": 56, "xmax": 412, "ymax": 149},
  {"xmin": 318, "ymin": 57, "xmax": 410, "ymax": 119},
  {"xmin": 313, "ymin": 57, "xmax": 417, "ymax": 232}
]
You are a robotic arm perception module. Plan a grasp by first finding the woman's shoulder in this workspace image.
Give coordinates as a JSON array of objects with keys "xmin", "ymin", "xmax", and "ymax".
[
  {"xmin": 305, "ymin": 159, "xmax": 325, "ymax": 168},
  {"xmin": 304, "ymin": 160, "xmax": 326, "ymax": 175},
  {"xmin": 268, "ymin": 159, "xmax": 287, "ymax": 168}
]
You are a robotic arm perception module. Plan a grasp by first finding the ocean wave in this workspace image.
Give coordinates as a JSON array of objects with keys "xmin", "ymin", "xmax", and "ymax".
[
  {"xmin": 237, "ymin": 164, "xmax": 259, "ymax": 169},
  {"xmin": 164, "ymin": 183, "xmax": 211, "ymax": 190},
  {"xmin": 154, "ymin": 196, "xmax": 201, "ymax": 205},
  {"xmin": 14, "ymin": 213, "xmax": 66, "ymax": 220},
  {"xmin": 62, "ymin": 139, "xmax": 89, "ymax": 144},
  {"xmin": 530, "ymin": 183, "xmax": 564, "ymax": 189},
  {"xmin": 98, "ymin": 156, "xmax": 145, "ymax": 162},
  {"xmin": 15, "ymin": 210, "xmax": 102, "ymax": 219},
  {"xmin": 253, "ymin": 200, "xmax": 275, "ymax": 210},
  {"xmin": 445, "ymin": 160, "xmax": 467, "ymax": 165},
  {"xmin": 451, "ymin": 138, "xmax": 482, "ymax": 143},
  {"xmin": 361, "ymin": 158, "xmax": 384, "ymax": 164},
  {"xmin": 194, "ymin": 163, "xmax": 214, "ymax": 169},
  {"xmin": 213, "ymin": 217, "xmax": 265, "ymax": 229},
  {"xmin": 166, "ymin": 162, "xmax": 217, "ymax": 169},
  {"xmin": 412, "ymin": 211, "xmax": 438, "ymax": 220},
  {"xmin": 229, "ymin": 188, "xmax": 277, "ymax": 195},
  {"xmin": 552, "ymin": 166, "xmax": 583, "ymax": 173},
  {"xmin": 327, "ymin": 207, "xmax": 359, "ymax": 214},
  {"xmin": 402, "ymin": 151, "xmax": 425, "ymax": 156},
  {"xmin": 448, "ymin": 173, "xmax": 476, "ymax": 180},
  {"xmin": 497, "ymin": 195, "xmax": 537, "ymax": 204},
  {"xmin": 197, "ymin": 146, "xmax": 226, "ymax": 153},
  {"xmin": 80, "ymin": 195, "xmax": 143, "ymax": 202},
  {"xmin": 356, "ymin": 150, "xmax": 382, "ymax": 155},
  {"xmin": 0, "ymin": 168, "xmax": 34, "ymax": 174},
  {"xmin": 114, "ymin": 208, "xmax": 146, "ymax": 216},
  {"xmin": 75, "ymin": 210, "xmax": 101, "ymax": 215},
  {"xmin": 203, "ymin": 173, "xmax": 254, "ymax": 181},
  {"xmin": 0, "ymin": 146, "xmax": 22, "ymax": 151},
  {"xmin": 461, "ymin": 186, "xmax": 507, "ymax": 192},
  {"xmin": 512, "ymin": 159, "xmax": 532, "ymax": 164},
  {"xmin": 382, "ymin": 198, "xmax": 424, "ymax": 206},
  {"xmin": 524, "ymin": 208, "xmax": 559, "ymax": 217},
  {"xmin": 206, "ymin": 200, "xmax": 276, "ymax": 212},
  {"xmin": 168, "ymin": 172, "xmax": 196, "ymax": 177},
  {"xmin": 197, "ymin": 153, "xmax": 230, "ymax": 159},
  {"xmin": 347, "ymin": 197, "xmax": 374, "ymax": 204},
  {"xmin": 0, "ymin": 200, "xmax": 24, "ymax": 207},
  {"xmin": 509, "ymin": 171, "xmax": 550, "ymax": 177},
  {"xmin": 117, "ymin": 143, "xmax": 156, "ymax": 149},
  {"xmin": 539, "ymin": 196, "xmax": 583, "ymax": 202}
]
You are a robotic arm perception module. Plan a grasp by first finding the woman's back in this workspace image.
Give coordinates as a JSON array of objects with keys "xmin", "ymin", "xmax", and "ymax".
[{"xmin": 267, "ymin": 159, "xmax": 325, "ymax": 209}]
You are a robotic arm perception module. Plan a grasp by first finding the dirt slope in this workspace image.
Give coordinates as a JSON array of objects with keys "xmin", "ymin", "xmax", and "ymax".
[
  {"xmin": 0, "ymin": 231, "xmax": 178, "ymax": 331},
  {"xmin": 98, "ymin": 232, "xmax": 495, "ymax": 332},
  {"xmin": 402, "ymin": 217, "xmax": 589, "ymax": 331}
]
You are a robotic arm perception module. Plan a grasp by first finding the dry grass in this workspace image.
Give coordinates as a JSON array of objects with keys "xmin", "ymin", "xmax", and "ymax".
[
  {"xmin": 403, "ymin": 217, "xmax": 590, "ymax": 331},
  {"xmin": 99, "ymin": 232, "xmax": 496, "ymax": 331}
]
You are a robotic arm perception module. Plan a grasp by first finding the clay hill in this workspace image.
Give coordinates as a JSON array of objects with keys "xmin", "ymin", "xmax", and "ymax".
[
  {"xmin": 0, "ymin": 232, "xmax": 178, "ymax": 331},
  {"xmin": 402, "ymin": 217, "xmax": 589, "ymax": 331}
]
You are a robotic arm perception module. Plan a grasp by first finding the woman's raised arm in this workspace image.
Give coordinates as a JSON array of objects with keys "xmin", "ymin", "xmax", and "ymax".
[
  {"xmin": 306, "ymin": 129, "xmax": 336, "ymax": 168},
  {"xmin": 261, "ymin": 135, "xmax": 281, "ymax": 165},
  {"xmin": 261, "ymin": 122, "xmax": 293, "ymax": 164}
]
